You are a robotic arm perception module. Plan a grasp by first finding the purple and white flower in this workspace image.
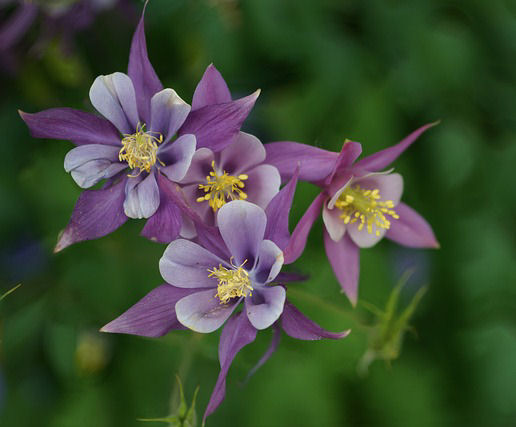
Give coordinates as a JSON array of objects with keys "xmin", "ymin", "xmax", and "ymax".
[
  {"xmin": 101, "ymin": 187, "xmax": 349, "ymax": 421},
  {"xmin": 265, "ymin": 123, "xmax": 440, "ymax": 305},
  {"xmin": 20, "ymin": 7, "xmax": 259, "ymax": 249}
]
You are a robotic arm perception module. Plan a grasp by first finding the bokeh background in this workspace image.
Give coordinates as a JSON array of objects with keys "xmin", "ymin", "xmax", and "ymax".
[{"xmin": 1, "ymin": 0, "xmax": 516, "ymax": 426}]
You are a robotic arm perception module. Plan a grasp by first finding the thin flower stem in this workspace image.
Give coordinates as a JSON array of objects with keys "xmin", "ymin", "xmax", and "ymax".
[
  {"xmin": 0, "ymin": 283, "xmax": 21, "ymax": 303},
  {"xmin": 169, "ymin": 333, "xmax": 203, "ymax": 414}
]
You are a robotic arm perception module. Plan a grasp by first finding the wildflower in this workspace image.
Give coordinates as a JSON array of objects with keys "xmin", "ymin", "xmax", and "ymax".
[
  {"xmin": 102, "ymin": 188, "xmax": 349, "ymax": 421},
  {"xmin": 265, "ymin": 123, "xmax": 439, "ymax": 305},
  {"xmin": 20, "ymin": 7, "xmax": 259, "ymax": 249},
  {"xmin": 177, "ymin": 65, "xmax": 280, "ymax": 236}
]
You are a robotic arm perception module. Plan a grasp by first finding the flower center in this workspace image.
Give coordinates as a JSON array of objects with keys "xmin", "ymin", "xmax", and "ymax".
[
  {"xmin": 197, "ymin": 161, "xmax": 248, "ymax": 211},
  {"xmin": 334, "ymin": 185, "xmax": 399, "ymax": 236},
  {"xmin": 119, "ymin": 123, "xmax": 163, "ymax": 177},
  {"xmin": 208, "ymin": 259, "xmax": 253, "ymax": 304}
]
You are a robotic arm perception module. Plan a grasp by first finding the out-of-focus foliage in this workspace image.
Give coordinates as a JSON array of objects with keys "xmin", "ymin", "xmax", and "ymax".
[{"xmin": 1, "ymin": 0, "xmax": 515, "ymax": 426}]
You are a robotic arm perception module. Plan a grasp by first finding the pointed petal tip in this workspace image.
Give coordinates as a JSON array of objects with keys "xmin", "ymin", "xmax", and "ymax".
[
  {"xmin": 54, "ymin": 229, "xmax": 73, "ymax": 253},
  {"xmin": 339, "ymin": 329, "xmax": 352, "ymax": 338}
]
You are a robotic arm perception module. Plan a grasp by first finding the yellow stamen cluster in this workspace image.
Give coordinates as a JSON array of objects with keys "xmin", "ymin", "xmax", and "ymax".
[
  {"xmin": 208, "ymin": 259, "xmax": 253, "ymax": 304},
  {"xmin": 197, "ymin": 161, "xmax": 248, "ymax": 211},
  {"xmin": 119, "ymin": 123, "xmax": 163, "ymax": 177},
  {"xmin": 335, "ymin": 185, "xmax": 399, "ymax": 236}
]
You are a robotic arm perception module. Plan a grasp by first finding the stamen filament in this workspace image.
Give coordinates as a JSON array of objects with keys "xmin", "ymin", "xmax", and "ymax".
[
  {"xmin": 119, "ymin": 123, "xmax": 163, "ymax": 177},
  {"xmin": 197, "ymin": 161, "xmax": 248, "ymax": 211},
  {"xmin": 335, "ymin": 184, "xmax": 399, "ymax": 236},
  {"xmin": 208, "ymin": 258, "xmax": 253, "ymax": 304}
]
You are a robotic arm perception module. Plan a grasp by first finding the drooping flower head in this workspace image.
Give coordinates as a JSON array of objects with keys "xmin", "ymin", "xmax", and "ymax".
[
  {"xmin": 266, "ymin": 123, "xmax": 440, "ymax": 305},
  {"xmin": 20, "ymin": 6, "xmax": 259, "ymax": 249},
  {"xmin": 101, "ymin": 184, "xmax": 349, "ymax": 421}
]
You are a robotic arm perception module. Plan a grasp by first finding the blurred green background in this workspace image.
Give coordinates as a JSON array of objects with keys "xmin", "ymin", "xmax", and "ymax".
[{"xmin": 1, "ymin": 0, "xmax": 516, "ymax": 426}]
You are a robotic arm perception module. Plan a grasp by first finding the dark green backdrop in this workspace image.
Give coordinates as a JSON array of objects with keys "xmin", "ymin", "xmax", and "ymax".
[{"xmin": 1, "ymin": 0, "xmax": 515, "ymax": 426}]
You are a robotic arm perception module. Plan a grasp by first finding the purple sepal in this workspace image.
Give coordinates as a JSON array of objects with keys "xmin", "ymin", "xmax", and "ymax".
[
  {"xmin": 244, "ymin": 323, "xmax": 281, "ymax": 383},
  {"xmin": 283, "ymin": 192, "xmax": 325, "ymax": 264},
  {"xmin": 195, "ymin": 223, "xmax": 231, "ymax": 261},
  {"xmin": 281, "ymin": 300, "xmax": 350, "ymax": 341},
  {"xmin": 179, "ymin": 90, "xmax": 260, "ymax": 152},
  {"xmin": 127, "ymin": 4, "xmax": 163, "ymax": 124},
  {"xmin": 203, "ymin": 312, "xmax": 257, "ymax": 422},
  {"xmin": 264, "ymin": 168, "xmax": 299, "ymax": 250},
  {"xmin": 19, "ymin": 108, "xmax": 121, "ymax": 146},
  {"xmin": 55, "ymin": 178, "xmax": 128, "ymax": 252},
  {"xmin": 264, "ymin": 141, "xmax": 339, "ymax": 183},
  {"xmin": 141, "ymin": 173, "xmax": 182, "ymax": 243},
  {"xmin": 100, "ymin": 284, "xmax": 198, "ymax": 337},
  {"xmin": 191, "ymin": 64, "xmax": 232, "ymax": 110},
  {"xmin": 386, "ymin": 202, "xmax": 439, "ymax": 248},
  {"xmin": 323, "ymin": 231, "xmax": 359, "ymax": 306},
  {"xmin": 324, "ymin": 140, "xmax": 362, "ymax": 186},
  {"xmin": 355, "ymin": 122, "xmax": 439, "ymax": 172}
]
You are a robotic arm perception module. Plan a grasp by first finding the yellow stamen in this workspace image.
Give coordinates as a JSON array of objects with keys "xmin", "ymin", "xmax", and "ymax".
[
  {"xmin": 208, "ymin": 258, "xmax": 253, "ymax": 304},
  {"xmin": 197, "ymin": 160, "xmax": 248, "ymax": 211},
  {"xmin": 335, "ymin": 185, "xmax": 399, "ymax": 236},
  {"xmin": 119, "ymin": 123, "xmax": 163, "ymax": 177}
]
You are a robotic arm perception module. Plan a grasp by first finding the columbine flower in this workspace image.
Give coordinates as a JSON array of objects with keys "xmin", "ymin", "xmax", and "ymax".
[
  {"xmin": 265, "ymin": 123, "xmax": 439, "ymax": 305},
  {"xmin": 101, "ymin": 189, "xmax": 349, "ymax": 421},
  {"xmin": 178, "ymin": 65, "xmax": 280, "ymax": 234},
  {"xmin": 20, "ymin": 7, "xmax": 258, "ymax": 249}
]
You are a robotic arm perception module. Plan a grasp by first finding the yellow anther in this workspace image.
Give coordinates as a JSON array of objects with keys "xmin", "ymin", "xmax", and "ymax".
[
  {"xmin": 335, "ymin": 184, "xmax": 399, "ymax": 235},
  {"xmin": 197, "ymin": 161, "xmax": 248, "ymax": 211},
  {"xmin": 208, "ymin": 258, "xmax": 253, "ymax": 304},
  {"xmin": 119, "ymin": 123, "xmax": 163, "ymax": 177}
]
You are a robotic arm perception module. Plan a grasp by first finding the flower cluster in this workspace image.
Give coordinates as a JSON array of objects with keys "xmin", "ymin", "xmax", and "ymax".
[{"xmin": 20, "ymin": 5, "xmax": 438, "ymax": 423}]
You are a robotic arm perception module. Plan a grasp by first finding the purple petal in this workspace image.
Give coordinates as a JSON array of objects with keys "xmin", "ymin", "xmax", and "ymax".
[
  {"xmin": 253, "ymin": 240, "xmax": 284, "ymax": 285},
  {"xmin": 123, "ymin": 171, "xmax": 160, "ymax": 219},
  {"xmin": 127, "ymin": 7, "xmax": 163, "ymax": 124},
  {"xmin": 283, "ymin": 192, "xmax": 325, "ymax": 264},
  {"xmin": 181, "ymin": 183, "xmax": 213, "ymax": 225},
  {"xmin": 322, "ymin": 203, "xmax": 346, "ymax": 242},
  {"xmin": 281, "ymin": 300, "xmax": 350, "ymax": 340},
  {"xmin": 149, "ymin": 88, "xmax": 191, "ymax": 142},
  {"xmin": 141, "ymin": 173, "xmax": 183, "ymax": 243},
  {"xmin": 219, "ymin": 132, "xmax": 265, "ymax": 175},
  {"xmin": 89, "ymin": 72, "xmax": 139, "ymax": 134},
  {"xmin": 195, "ymin": 223, "xmax": 232, "ymax": 261},
  {"xmin": 274, "ymin": 271, "xmax": 309, "ymax": 284},
  {"xmin": 385, "ymin": 202, "xmax": 439, "ymax": 248},
  {"xmin": 353, "ymin": 172, "xmax": 404, "ymax": 205},
  {"xmin": 179, "ymin": 90, "xmax": 260, "ymax": 152},
  {"xmin": 245, "ymin": 286, "xmax": 285, "ymax": 330},
  {"xmin": 64, "ymin": 144, "xmax": 124, "ymax": 188},
  {"xmin": 55, "ymin": 178, "xmax": 128, "ymax": 252},
  {"xmin": 264, "ymin": 170, "xmax": 298, "ymax": 250},
  {"xmin": 324, "ymin": 140, "xmax": 363, "ymax": 185},
  {"xmin": 19, "ymin": 108, "xmax": 121, "ymax": 146},
  {"xmin": 264, "ymin": 141, "xmax": 339, "ymax": 183},
  {"xmin": 158, "ymin": 134, "xmax": 197, "ymax": 182},
  {"xmin": 355, "ymin": 122, "xmax": 439, "ymax": 172},
  {"xmin": 100, "ymin": 284, "xmax": 198, "ymax": 337},
  {"xmin": 159, "ymin": 239, "xmax": 226, "ymax": 288},
  {"xmin": 217, "ymin": 200, "xmax": 267, "ymax": 266},
  {"xmin": 204, "ymin": 312, "xmax": 257, "ymax": 421},
  {"xmin": 347, "ymin": 221, "xmax": 387, "ymax": 248},
  {"xmin": 244, "ymin": 324, "xmax": 281, "ymax": 382},
  {"xmin": 324, "ymin": 231, "xmax": 359, "ymax": 305},
  {"xmin": 175, "ymin": 289, "xmax": 238, "ymax": 333},
  {"xmin": 179, "ymin": 147, "xmax": 214, "ymax": 185},
  {"xmin": 191, "ymin": 64, "xmax": 232, "ymax": 111},
  {"xmin": 244, "ymin": 164, "xmax": 281, "ymax": 210}
]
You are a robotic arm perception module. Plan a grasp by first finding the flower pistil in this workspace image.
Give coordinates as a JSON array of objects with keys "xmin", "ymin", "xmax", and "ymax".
[
  {"xmin": 208, "ymin": 259, "xmax": 253, "ymax": 304},
  {"xmin": 119, "ymin": 123, "xmax": 163, "ymax": 177},
  {"xmin": 335, "ymin": 185, "xmax": 399, "ymax": 235},
  {"xmin": 197, "ymin": 161, "xmax": 248, "ymax": 211}
]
